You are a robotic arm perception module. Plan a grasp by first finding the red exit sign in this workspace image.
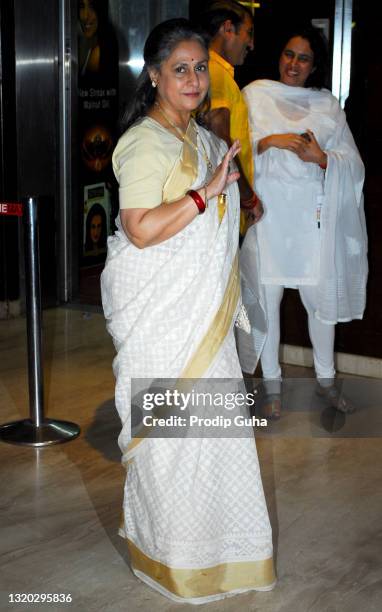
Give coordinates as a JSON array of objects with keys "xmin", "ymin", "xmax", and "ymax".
[{"xmin": 0, "ymin": 202, "xmax": 23, "ymax": 216}]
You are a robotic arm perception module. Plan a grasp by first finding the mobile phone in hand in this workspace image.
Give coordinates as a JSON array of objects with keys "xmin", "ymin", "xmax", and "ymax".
[{"xmin": 300, "ymin": 132, "xmax": 311, "ymax": 142}]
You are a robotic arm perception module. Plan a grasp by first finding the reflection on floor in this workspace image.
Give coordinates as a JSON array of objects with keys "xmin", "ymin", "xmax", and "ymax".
[{"xmin": 0, "ymin": 308, "xmax": 381, "ymax": 612}]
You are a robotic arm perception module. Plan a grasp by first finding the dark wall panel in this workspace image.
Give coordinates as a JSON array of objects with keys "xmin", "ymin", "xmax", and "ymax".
[
  {"xmin": 0, "ymin": 0, "xmax": 19, "ymax": 306},
  {"xmin": 14, "ymin": 0, "xmax": 59, "ymax": 306},
  {"xmin": 14, "ymin": 0, "xmax": 58, "ymax": 197}
]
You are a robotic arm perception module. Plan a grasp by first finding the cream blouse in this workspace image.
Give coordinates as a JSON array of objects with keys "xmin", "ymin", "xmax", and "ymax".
[{"xmin": 113, "ymin": 117, "xmax": 185, "ymax": 210}]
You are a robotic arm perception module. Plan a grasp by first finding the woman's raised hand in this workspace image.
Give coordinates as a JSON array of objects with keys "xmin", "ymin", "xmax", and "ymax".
[{"xmin": 206, "ymin": 140, "xmax": 241, "ymax": 199}]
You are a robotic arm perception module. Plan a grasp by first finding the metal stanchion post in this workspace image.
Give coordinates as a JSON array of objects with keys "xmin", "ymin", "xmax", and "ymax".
[{"xmin": 0, "ymin": 197, "xmax": 80, "ymax": 446}]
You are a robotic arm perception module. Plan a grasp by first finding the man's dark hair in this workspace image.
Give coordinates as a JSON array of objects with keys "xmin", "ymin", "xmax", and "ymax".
[{"xmin": 198, "ymin": 0, "xmax": 253, "ymax": 39}]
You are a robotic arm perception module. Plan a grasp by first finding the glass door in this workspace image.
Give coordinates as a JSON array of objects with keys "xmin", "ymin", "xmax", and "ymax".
[{"xmin": 58, "ymin": 0, "xmax": 188, "ymax": 306}]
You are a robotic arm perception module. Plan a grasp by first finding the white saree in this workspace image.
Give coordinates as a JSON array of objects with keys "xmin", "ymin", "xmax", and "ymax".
[{"xmin": 101, "ymin": 118, "xmax": 275, "ymax": 604}]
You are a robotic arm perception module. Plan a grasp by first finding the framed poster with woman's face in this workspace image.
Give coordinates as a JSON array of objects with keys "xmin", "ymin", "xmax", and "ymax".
[{"xmin": 83, "ymin": 182, "xmax": 110, "ymax": 262}]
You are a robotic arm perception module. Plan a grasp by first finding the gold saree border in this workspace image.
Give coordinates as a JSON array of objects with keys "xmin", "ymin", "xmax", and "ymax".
[
  {"xmin": 125, "ymin": 253, "xmax": 240, "ymax": 458},
  {"xmin": 180, "ymin": 252, "xmax": 239, "ymax": 378},
  {"xmin": 163, "ymin": 119, "xmax": 198, "ymax": 204},
  {"xmin": 127, "ymin": 538, "xmax": 275, "ymax": 599}
]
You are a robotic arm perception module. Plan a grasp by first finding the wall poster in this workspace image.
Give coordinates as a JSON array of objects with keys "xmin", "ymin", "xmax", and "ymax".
[{"xmin": 78, "ymin": 0, "xmax": 119, "ymax": 268}]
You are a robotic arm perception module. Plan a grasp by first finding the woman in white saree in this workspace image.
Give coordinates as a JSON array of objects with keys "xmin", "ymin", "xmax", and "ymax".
[
  {"xmin": 101, "ymin": 19, "xmax": 275, "ymax": 604},
  {"xmin": 242, "ymin": 25, "xmax": 368, "ymax": 417}
]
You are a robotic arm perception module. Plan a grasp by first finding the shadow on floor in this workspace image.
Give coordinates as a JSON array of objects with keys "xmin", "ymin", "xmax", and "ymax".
[{"xmin": 85, "ymin": 397, "xmax": 121, "ymax": 463}]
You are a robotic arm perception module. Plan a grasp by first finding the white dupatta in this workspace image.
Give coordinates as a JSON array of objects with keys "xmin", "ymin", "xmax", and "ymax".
[{"xmin": 238, "ymin": 80, "xmax": 368, "ymax": 372}]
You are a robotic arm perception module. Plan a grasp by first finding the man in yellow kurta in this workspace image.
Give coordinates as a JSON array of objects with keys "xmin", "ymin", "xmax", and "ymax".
[{"xmin": 199, "ymin": 1, "xmax": 263, "ymax": 231}]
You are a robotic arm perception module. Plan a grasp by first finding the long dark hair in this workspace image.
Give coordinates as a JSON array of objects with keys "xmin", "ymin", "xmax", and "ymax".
[
  {"xmin": 280, "ymin": 25, "xmax": 329, "ymax": 89},
  {"xmin": 121, "ymin": 18, "xmax": 209, "ymax": 132}
]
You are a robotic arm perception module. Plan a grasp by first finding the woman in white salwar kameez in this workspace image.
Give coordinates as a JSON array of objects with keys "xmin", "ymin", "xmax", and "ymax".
[
  {"xmin": 242, "ymin": 25, "xmax": 367, "ymax": 418},
  {"xmin": 101, "ymin": 19, "xmax": 275, "ymax": 604}
]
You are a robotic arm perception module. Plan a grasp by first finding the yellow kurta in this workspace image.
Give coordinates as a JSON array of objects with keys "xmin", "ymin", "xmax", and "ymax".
[{"xmin": 208, "ymin": 49, "xmax": 253, "ymax": 187}]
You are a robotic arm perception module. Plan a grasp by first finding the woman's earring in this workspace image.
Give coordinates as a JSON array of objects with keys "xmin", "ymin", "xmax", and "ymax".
[{"xmin": 151, "ymin": 80, "xmax": 157, "ymax": 88}]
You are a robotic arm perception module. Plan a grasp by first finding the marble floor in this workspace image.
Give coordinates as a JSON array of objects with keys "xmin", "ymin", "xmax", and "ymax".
[{"xmin": 0, "ymin": 307, "xmax": 381, "ymax": 612}]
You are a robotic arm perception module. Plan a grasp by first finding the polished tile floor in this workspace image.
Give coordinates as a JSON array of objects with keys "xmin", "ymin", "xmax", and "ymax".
[{"xmin": 0, "ymin": 308, "xmax": 381, "ymax": 612}]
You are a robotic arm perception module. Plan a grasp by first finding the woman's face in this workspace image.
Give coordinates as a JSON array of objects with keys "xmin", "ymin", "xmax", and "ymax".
[
  {"xmin": 79, "ymin": 0, "xmax": 98, "ymax": 39},
  {"xmin": 90, "ymin": 214, "xmax": 102, "ymax": 244},
  {"xmin": 153, "ymin": 40, "xmax": 209, "ymax": 114},
  {"xmin": 279, "ymin": 36, "xmax": 315, "ymax": 87}
]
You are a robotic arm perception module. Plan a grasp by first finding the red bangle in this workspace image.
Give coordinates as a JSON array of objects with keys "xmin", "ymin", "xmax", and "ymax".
[
  {"xmin": 319, "ymin": 155, "xmax": 327, "ymax": 170},
  {"xmin": 187, "ymin": 189, "xmax": 206, "ymax": 214}
]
